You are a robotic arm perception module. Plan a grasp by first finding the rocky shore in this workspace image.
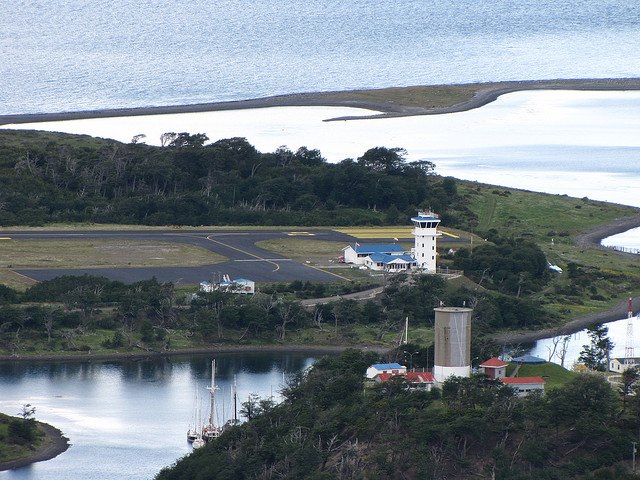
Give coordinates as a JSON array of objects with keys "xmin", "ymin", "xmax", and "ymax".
[
  {"xmin": 1, "ymin": 77, "xmax": 639, "ymax": 125},
  {"xmin": 0, "ymin": 422, "xmax": 69, "ymax": 472}
]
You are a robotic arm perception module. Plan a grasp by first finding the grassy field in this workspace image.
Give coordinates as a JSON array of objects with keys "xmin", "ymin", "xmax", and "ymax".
[
  {"xmin": 506, "ymin": 361, "xmax": 577, "ymax": 390},
  {"xmin": 460, "ymin": 182, "xmax": 640, "ymax": 318},
  {"xmin": 461, "ymin": 183, "xmax": 638, "ymax": 242},
  {"xmin": 0, "ymin": 239, "xmax": 225, "ymax": 290}
]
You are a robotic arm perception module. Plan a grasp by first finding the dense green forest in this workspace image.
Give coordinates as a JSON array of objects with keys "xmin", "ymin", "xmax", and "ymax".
[
  {"xmin": 0, "ymin": 131, "xmax": 471, "ymax": 227},
  {"xmin": 155, "ymin": 350, "xmax": 640, "ymax": 480},
  {"xmin": 0, "ymin": 271, "xmax": 546, "ymax": 358}
]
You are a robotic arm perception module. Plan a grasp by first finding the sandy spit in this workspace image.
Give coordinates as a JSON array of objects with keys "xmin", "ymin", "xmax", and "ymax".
[{"xmin": 1, "ymin": 78, "xmax": 640, "ymax": 125}]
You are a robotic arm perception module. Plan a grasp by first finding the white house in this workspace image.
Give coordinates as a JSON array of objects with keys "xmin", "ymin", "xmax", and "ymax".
[
  {"xmin": 364, "ymin": 253, "xmax": 417, "ymax": 271},
  {"xmin": 479, "ymin": 357, "xmax": 509, "ymax": 379},
  {"xmin": 343, "ymin": 244, "xmax": 405, "ymax": 266},
  {"xmin": 200, "ymin": 278, "xmax": 255, "ymax": 294},
  {"xmin": 366, "ymin": 363, "xmax": 407, "ymax": 379},
  {"xmin": 609, "ymin": 357, "xmax": 640, "ymax": 373},
  {"xmin": 501, "ymin": 377, "xmax": 545, "ymax": 397}
]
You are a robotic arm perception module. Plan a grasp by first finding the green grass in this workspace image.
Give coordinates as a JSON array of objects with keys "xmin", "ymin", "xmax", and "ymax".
[
  {"xmin": 461, "ymin": 183, "xmax": 638, "ymax": 242},
  {"xmin": 506, "ymin": 361, "xmax": 577, "ymax": 390},
  {"xmin": 0, "ymin": 239, "xmax": 225, "ymax": 268}
]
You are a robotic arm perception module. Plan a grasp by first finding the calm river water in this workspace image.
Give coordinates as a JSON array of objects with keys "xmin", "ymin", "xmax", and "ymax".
[{"xmin": 0, "ymin": 353, "xmax": 316, "ymax": 479}]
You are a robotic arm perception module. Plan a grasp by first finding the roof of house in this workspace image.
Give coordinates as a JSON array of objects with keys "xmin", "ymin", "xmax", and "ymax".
[
  {"xmin": 368, "ymin": 253, "xmax": 415, "ymax": 264},
  {"xmin": 501, "ymin": 376, "xmax": 545, "ymax": 385},
  {"xmin": 480, "ymin": 357, "xmax": 509, "ymax": 368},
  {"xmin": 375, "ymin": 373, "xmax": 394, "ymax": 382},
  {"xmin": 233, "ymin": 278, "xmax": 253, "ymax": 283},
  {"xmin": 611, "ymin": 357, "xmax": 640, "ymax": 363},
  {"xmin": 406, "ymin": 371, "xmax": 434, "ymax": 383},
  {"xmin": 510, "ymin": 354, "xmax": 546, "ymax": 364},
  {"xmin": 369, "ymin": 363, "xmax": 404, "ymax": 370},
  {"xmin": 350, "ymin": 244, "xmax": 405, "ymax": 254}
]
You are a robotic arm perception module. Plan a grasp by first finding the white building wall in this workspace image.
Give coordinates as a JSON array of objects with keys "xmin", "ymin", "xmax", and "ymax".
[{"xmin": 412, "ymin": 212, "xmax": 441, "ymax": 271}]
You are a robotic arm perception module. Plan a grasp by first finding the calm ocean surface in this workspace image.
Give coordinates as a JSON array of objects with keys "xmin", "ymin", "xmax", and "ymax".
[
  {"xmin": 2, "ymin": 0, "xmax": 640, "ymax": 115},
  {"xmin": 0, "ymin": 354, "xmax": 316, "ymax": 480}
]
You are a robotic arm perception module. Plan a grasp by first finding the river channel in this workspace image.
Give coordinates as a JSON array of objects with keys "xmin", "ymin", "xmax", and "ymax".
[{"xmin": 0, "ymin": 353, "xmax": 316, "ymax": 479}]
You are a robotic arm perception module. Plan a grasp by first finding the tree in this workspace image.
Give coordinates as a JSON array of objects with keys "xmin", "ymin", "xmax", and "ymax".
[
  {"xmin": 357, "ymin": 147, "xmax": 407, "ymax": 174},
  {"xmin": 578, "ymin": 325, "xmax": 614, "ymax": 371},
  {"xmin": 620, "ymin": 367, "xmax": 640, "ymax": 412}
]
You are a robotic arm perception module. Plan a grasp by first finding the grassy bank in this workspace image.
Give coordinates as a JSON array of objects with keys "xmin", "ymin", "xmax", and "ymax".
[{"xmin": 460, "ymin": 181, "xmax": 640, "ymax": 320}]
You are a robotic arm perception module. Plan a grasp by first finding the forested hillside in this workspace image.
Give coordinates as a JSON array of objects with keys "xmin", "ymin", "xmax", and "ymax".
[
  {"xmin": 0, "ymin": 131, "xmax": 470, "ymax": 227},
  {"xmin": 155, "ymin": 350, "xmax": 640, "ymax": 480}
]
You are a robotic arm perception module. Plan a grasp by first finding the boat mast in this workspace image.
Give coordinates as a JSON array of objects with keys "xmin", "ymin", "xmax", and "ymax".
[
  {"xmin": 233, "ymin": 374, "xmax": 238, "ymax": 423},
  {"xmin": 209, "ymin": 359, "xmax": 216, "ymax": 428}
]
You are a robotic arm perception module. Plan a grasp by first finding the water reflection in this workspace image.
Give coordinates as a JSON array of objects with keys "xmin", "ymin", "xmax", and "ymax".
[{"xmin": 0, "ymin": 352, "xmax": 318, "ymax": 480}]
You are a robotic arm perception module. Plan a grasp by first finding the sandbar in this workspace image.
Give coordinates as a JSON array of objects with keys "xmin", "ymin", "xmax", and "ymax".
[{"xmin": 1, "ymin": 78, "xmax": 640, "ymax": 125}]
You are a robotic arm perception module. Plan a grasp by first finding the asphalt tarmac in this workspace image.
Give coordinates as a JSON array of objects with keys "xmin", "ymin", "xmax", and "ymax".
[{"xmin": 7, "ymin": 229, "xmax": 357, "ymax": 284}]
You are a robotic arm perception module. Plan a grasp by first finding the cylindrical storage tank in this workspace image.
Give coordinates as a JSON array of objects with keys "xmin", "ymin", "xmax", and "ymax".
[{"xmin": 433, "ymin": 307, "xmax": 473, "ymax": 382}]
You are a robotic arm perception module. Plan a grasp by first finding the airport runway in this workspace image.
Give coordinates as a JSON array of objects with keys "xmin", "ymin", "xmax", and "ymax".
[{"xmin": 6, "ymin": 229, "xmax": 356, "ymax": 284}]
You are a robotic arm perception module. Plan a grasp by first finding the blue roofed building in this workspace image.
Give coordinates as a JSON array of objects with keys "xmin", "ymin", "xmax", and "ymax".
[
  {"xmin": 365, "ymin": 253, "xmax": 417, "ymax": 271},
  {"xmin": 342, "ymin": 243, "xmax": 405, "ymax": 266}
]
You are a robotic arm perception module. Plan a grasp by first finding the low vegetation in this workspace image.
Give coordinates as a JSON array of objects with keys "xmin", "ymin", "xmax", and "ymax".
[{"xmin": 155, "ymin": 350, "xmax": 640, "ymax": 480}]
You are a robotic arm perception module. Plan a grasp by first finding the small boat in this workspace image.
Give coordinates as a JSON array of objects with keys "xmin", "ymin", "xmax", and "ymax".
[
  {"xmin": 187, "ymin": 390, "xmax": 201, "ymax": 443},
  {"xmin": 187, "ymin": 425, "xmax": 199, "ymax": 443},
  {"xmin": 192, "ymin": 436, "xmax": 205, "ymax": 449}
]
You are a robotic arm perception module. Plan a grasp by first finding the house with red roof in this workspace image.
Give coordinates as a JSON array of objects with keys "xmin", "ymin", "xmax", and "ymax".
[
  {"xmin": 372, "ymin": 370, "xmax": 434, "ymax": 392},
  {"xmin": 479, "ymin": 357, "xmax": 509, "ymax": 379}
]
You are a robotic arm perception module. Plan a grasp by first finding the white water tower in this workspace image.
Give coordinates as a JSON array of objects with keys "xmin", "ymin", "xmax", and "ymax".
[
  {"xmin": 433, "ymin": 307, "xmax": 473, "ymax": 382},
  {"xmin": 411, "ymin": 211, "xmax": 441, "ymax": 271}
]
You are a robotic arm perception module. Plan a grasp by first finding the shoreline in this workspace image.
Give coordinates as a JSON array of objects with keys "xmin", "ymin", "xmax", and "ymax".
[
  {"xmin": 493, "ymin": 213, "xmax": 640, "ymax": 345},
  {"xmin": 0, "ymin": 343, "xmax": 389, "ymax": 363},
  {"xmin": 1, "ymin": 77, "xmax": 640, "ymax": 126},
  {"xmin": 0, "ymin": 421, "xmax": 69, "ymax": 472}
]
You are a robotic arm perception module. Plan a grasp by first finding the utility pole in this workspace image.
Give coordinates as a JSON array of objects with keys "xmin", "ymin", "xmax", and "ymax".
[{"xmin": 633, "ymin": 441, "xmax": 637, "ymax": 473}]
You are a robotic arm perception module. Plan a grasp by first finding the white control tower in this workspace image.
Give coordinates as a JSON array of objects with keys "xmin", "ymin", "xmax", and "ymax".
[{"xmin": 411, "ymin": 210, "xmax": 441, "ymax": 271}]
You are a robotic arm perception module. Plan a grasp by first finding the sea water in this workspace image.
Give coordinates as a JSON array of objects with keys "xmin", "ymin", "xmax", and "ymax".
[
  {"xmin": 5, "ymin": 90, "xmax": 640, "ymax": 208},
  {"xmin": 2, "ymin": 0, "xmax": 640, "ymax": 115}
]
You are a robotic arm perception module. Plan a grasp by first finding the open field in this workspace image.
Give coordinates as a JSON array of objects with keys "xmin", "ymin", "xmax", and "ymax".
[
  {"xmin": 461, "ymin": 181, "xmax": 640, "ymax": 320},
  {"xmin": 0, "ymin": 239, "xmax": 225, "ymax": 289},
  {"xmin": 0, "ymin": 239, "xmax": 225, "ymax": 269},
  {"xmin": 506, "ymin": 362, "xmax": 577, "ymax": 390}
]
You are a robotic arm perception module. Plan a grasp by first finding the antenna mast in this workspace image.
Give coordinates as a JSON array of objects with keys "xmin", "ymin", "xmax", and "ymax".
[{"xmin": 625, "ymin": 297, "xmax": 635, "ymax": 363}]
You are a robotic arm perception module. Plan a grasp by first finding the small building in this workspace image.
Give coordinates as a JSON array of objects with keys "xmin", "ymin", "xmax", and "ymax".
[
  {"xmin": 366, "ymin": 363, "xmax": 407, "ymax": 379},
  {"xmin": 501, "ymin": 377, "xmax": 545, "ymax": 397},
  {"xmin": 343, "ymin": 244, "xmax": 405, "ymax": 266},
  {"xmin": 364, "ymin": 253, "xmax": 417, "ymax": 272},
  {"xmin": 479, "ymin": 357, "xmax": 509, "ymax": 379},
  {"xmin": 199, "ymin": 278, "xmax": 255, "ymax": 294},
  {"xmin": 609, "ymin": 357, "xmax": 640, "ymax": 373}
]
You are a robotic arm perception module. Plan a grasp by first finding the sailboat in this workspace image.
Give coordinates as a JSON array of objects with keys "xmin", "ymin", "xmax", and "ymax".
[
  {"xmin": 201, "ymin": 359, "xmax": 223, "ymax": 442},
  {"xmin": 187, "ymin": 390, "xmax": 200, "ymax": 443},
  {"xmin": 224, "ymin": 375, "xmax": 240, "ymax": 428}
]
